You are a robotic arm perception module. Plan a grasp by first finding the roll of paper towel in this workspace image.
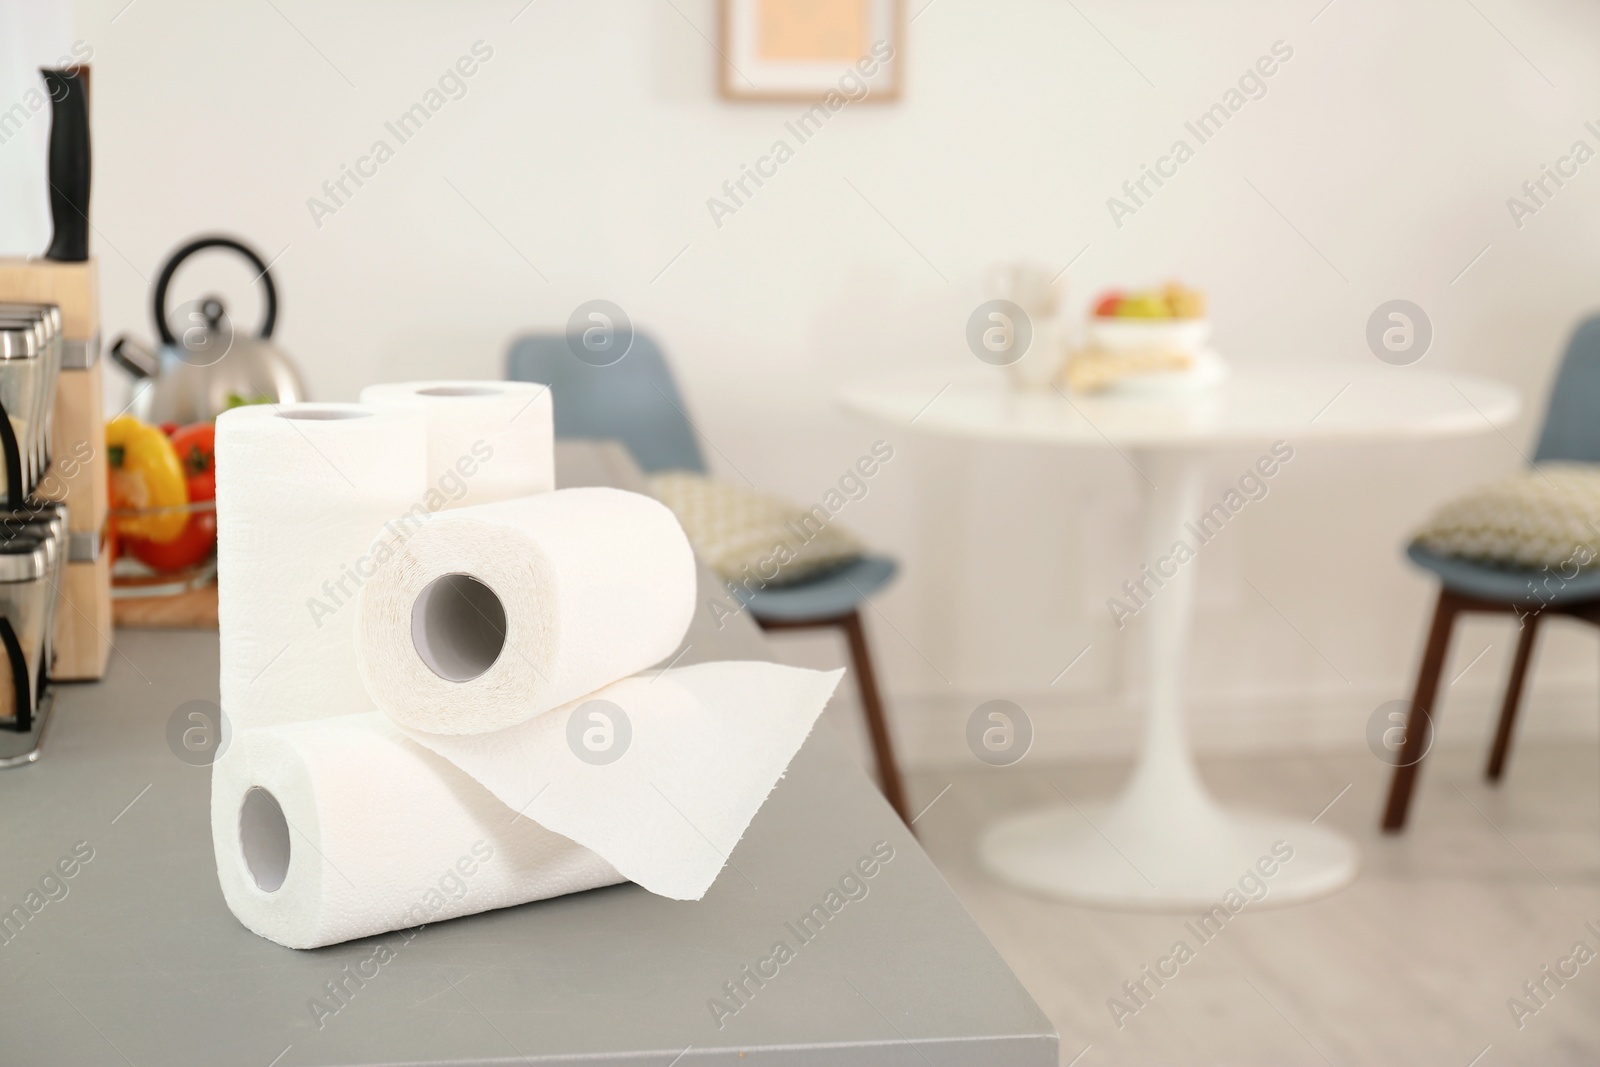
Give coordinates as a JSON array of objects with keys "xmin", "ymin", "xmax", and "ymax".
[
  {"xmin": 217, "ymin": 404, "xmax": 427, "ymax": 730},
  {"xmin": 211, "ymin": 712, "xmax": 624, "ymax": 949},
  {"xmin": 355, "ymin": 487, "xmax": 697, "ymax": 734},
  {"xmin": 359, "ymin": 380, "xmax": 554, "ymax": 507}
]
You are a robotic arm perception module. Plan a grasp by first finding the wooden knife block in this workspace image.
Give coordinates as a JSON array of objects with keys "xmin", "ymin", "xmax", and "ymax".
[{"xmin": 0, "ymin": 257, "xmax": 111, "ymax": 681}]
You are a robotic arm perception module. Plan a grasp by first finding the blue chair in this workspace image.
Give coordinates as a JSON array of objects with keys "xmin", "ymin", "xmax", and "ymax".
[
  {"xmin": 508, "ymin": 331, "xmax": 910, "ymax": 822},
  {"xmin": 1384, "ymin": 315, "xmax": 1600, "ymax": 830}
]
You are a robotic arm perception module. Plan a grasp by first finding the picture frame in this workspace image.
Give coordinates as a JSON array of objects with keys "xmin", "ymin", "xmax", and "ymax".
[{"xmin": 718, "ymin": 0, "xmax": 904, "ymax": 103}]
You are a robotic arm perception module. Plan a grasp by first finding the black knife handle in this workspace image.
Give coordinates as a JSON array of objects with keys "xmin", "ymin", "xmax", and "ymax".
[{"xmin": 41, "ymin": 68, "xmax": 91, "ymax": 263}]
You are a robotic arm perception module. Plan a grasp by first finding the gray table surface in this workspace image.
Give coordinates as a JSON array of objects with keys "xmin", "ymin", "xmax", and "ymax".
[{"xmin": 0, "ymin": 442, "xmax": 1056, "ymax": 1066}]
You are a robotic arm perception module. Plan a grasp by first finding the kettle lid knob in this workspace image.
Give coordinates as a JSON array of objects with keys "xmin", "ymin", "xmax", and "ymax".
[{"xmin": 201, "ymin": 296, "xmax": 225, "ymax": 332}]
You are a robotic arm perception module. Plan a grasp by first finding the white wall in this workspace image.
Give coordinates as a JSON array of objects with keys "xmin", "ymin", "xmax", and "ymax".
[
  {"xmin": 48, "ymin": 0, "xmax": 1600, "ymax": 767},
  {"xmin": 0, "ymin": 0, "xmax": 72, "ymax": 254}
]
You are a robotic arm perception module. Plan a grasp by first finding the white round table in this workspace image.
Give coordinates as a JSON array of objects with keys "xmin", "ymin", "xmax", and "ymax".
[{"xmin": 841, "ymin": 363, "xmax": 1520, "ymax": 909}]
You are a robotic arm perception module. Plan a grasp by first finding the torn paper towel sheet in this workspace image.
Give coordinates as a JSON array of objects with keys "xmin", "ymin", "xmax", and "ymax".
[
  {"xmin": 356, "ymin": 487, "xmax": 697, "ymax": 734},
  {"xmin": 359, "ymin": 380, "xmax": 555, "ymax": 507},
  {"xmin": 216, "ymin": 404, "xmax": 426, "ymax": 731},
  {"xmin": 211, "ymin": 714, "xmax": 624, "ymax": 950},
  {"xmin": 400, "ymin": 661, "xmax": 844, "ymax": 901}
]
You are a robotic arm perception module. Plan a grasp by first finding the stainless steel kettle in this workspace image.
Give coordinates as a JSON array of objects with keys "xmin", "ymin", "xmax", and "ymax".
[{"xmin": 110, "ymin": 235, "xmax": 307, "ymax": 424}]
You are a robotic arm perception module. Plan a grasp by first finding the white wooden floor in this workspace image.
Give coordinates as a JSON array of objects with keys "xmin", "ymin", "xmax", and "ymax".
[{"xmin": 906, "ymin": 741, "xmax": 1600, "ymax": 1066}]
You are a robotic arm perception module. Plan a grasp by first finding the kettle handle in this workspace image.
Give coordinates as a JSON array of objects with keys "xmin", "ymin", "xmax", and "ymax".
[{"xmin": 153, "ymin": 235, "xmax": 278, "ymax": 345}]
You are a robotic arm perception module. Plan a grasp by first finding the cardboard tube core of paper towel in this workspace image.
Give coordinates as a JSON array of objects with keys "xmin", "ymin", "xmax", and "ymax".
[
  {"xmin": 276, "ymin": 409, "xmax": 371, "ymax": 421},
  {"xmin": 239, "ymin": 787, "xmax": 291, "ymax": 892},
  {"xmin": 415, "ymin": 385, "xmax": 503, "ymax": 397},
  {"xmin": 410, "ymin": 573, "xmax": 508, "ymax": 682}
]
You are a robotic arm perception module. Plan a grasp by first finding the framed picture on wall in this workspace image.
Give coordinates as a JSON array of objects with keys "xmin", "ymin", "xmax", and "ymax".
[{"xmin": 719, "ymin": 0, "xmax": 903, "ymax": 103}]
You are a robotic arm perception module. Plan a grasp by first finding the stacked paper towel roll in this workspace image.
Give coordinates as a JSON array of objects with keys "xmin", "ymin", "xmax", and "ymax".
[
  {"xmin": 214, "ymin": 396, "xmax": 581, "ymax": 950},
  {"xmin": 211, "ymin": 713, "xmax": 624, "ymax": 949},
  {"xmin": 215, "ymin": 403, "xmax": 427, "ymax": 730},
  {"xmin": 359, "ymin": 381, "xmax": 555, "ymax": 507},
  {"xmin": 355, "ymin": 488, "xmax": 697, "ymax": 734},
  {"xmin": 213, "ymin": 387, "xmax": 841, "ymax": 950}
]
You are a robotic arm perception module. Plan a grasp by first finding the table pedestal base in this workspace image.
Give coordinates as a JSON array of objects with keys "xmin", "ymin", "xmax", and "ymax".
[
  {"xmin": 979, "ymin": 803, "xmax": 1357, "ymax": 910},
  {"xmin": 978, "ymin": 448, "xmax": 1358, "ymax": 910}
]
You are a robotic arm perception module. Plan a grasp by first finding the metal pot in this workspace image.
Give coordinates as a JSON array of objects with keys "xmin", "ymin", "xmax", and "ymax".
[{"xmin": 110, "ymin": 235, "xmax": 307, "ymax": 425}]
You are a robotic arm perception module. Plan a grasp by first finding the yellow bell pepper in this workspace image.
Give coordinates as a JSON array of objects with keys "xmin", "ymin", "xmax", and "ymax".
[{"xmin": 107, "ymin": 415, "xmax": 189, "ymax": 543}]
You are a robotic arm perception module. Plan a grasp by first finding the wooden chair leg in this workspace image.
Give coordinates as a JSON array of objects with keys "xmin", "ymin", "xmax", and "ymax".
[
  {"xmin": 754, "ymin": 611, "xmax": 912, "ymax": 827},
  {"xmin": 1382, "ymin": 589, "xmax": 1461, "ymax": 832},
  {"xmin": 840, "ymin": 610, "xmax": 912, "ymax": 826},
  {"xmin": 1485, "ymin": 612, "xmax": 1541, "ymax": 783}
]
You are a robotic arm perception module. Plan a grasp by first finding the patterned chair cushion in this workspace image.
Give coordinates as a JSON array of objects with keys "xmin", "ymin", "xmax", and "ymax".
[
  {"xmin": 1414, "ymin": 462, "xmax": 1600, "ymax": 570},
  {"xmin": 648, "ymin": 472, "xmax": 865, "ymax": 587}
]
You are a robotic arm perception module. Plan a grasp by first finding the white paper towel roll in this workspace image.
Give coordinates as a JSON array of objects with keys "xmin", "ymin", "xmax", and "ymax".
[
  {"xmin": 355, "ymin": 487, "xmax": 697, "ymax": 734},
  {"xmin": 402, "ymin": 661, "xmax": 844, "ymax": 900},
  {"xmin": 217, "ymin": 404, "xmax": 427, "ymax": 731},
  {"xmin": 359, "ymin": 380, "xmax": 554, "ymax": 508},
  {"xmin": 211, "ymin": 713, "xmax": 624, "ymax": 949}
]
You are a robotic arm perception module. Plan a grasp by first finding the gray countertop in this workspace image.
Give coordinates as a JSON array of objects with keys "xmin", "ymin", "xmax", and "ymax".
[{"xmin": 0, "ymin": 442, "xmax": 1056, "ymax": 1066}]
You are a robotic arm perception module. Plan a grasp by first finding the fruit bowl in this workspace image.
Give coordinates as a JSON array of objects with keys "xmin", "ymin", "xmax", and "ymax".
[
  {"xmin": 109, "ymin": 498, "xmax": 217, "ymax": 598},
  {"xmin": 1086, "ymin": 318, "xmax": 1212, "ymax": 354},
  {"xmin": 1105, "ymin": 348, "xmax": 1229, "ymax": 394}
]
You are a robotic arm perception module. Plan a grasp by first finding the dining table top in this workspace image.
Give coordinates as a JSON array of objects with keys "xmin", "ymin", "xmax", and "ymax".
[{"xmin": 839, "ymin": 363, "xmax": 1520, "ymax": 450}]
